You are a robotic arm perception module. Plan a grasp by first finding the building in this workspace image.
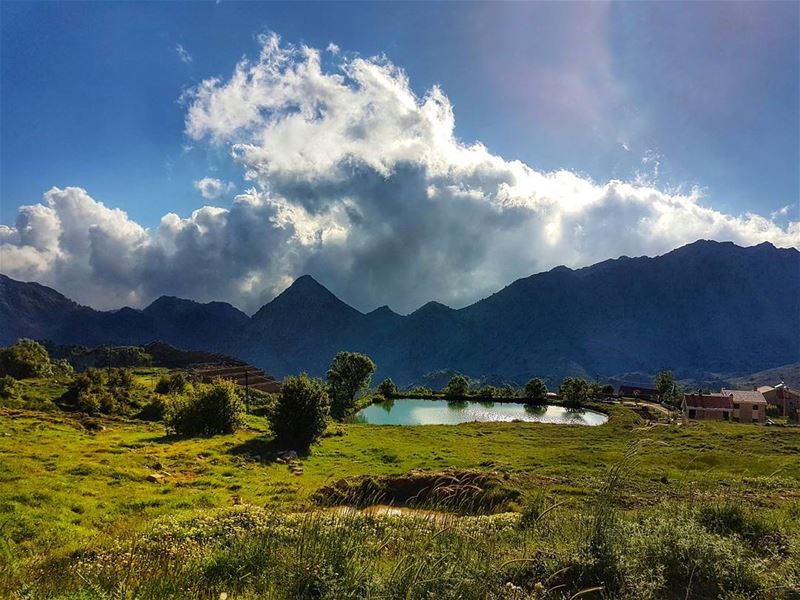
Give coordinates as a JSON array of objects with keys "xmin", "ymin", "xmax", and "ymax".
[
  {"xmin": 758, "ymin": 383, "xmax": 800, "ymax": 418},
  {"xmin": 684, "ymin": 389, "xmax": 767, "ymax": 423},
  {"xmin": 618, "ymin": 385, "xmax": 660, "ymax": 402},
  {"xmin": 720, "ymin": 389, "xmax": 767, "ymax": 424},
  {"xmin": 683, "ymin": 393, "xmax": 733, "ymax": 421}
]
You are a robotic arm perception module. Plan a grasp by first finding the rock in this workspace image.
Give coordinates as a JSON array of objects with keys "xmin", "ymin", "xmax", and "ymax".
[
  {"xmin": 281, "ymin": 450, "xmax": 299, "ymax": 461},
  {"xmin": 146, "ymin": 473, "xmax": 165, "ymax": 483}
]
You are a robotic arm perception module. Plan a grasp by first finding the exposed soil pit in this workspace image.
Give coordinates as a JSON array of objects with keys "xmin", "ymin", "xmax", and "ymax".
[{"xmin": 313, "ymin": 468, "xmax": 521, "ymax": 514}]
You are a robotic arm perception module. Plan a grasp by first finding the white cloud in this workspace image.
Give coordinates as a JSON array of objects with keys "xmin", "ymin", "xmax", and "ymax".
[
  {"xmin": 175, "ymin": 43, "xmax": 192, "ymax": 64},
  {"xmin": 326, "ymin": 42, "xmax": 340, "ymax": 55},
  {"xmin": 771, "ymin": 204, "xmax": 794, "ymax": 220},
  {"xmin": 2, "ymin": 34, "xmax": 798, "ymax": 313},
  {"xmin": 194, "ymin": 177, "xmax": 236, "ymax": 199}
]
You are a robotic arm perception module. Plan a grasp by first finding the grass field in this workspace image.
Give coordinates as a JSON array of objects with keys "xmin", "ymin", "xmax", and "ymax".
[{"xmin": 1, "ymin": 375, "xmax": 799, "ymax": 598}]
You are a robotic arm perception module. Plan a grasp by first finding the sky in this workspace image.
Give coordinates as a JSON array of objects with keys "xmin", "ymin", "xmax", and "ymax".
[{"xmin": 1, "ymin": 1, "xmax": 798, "ymax": 314}]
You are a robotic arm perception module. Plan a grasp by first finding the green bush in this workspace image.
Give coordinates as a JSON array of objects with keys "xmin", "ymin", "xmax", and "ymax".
[
  {"xmin": 327, "ymin": 352, "xmax": 376, "ymax": 419},
  {"xmin": 628, "ymin": 513, "xmax": 763, "ymax": 599},
  {"xmin": 499, "ymin": 384, "xmax": 518, "ymax": 398},
  {"xmin": 155, "ymin": 372, "xmax": 188, "ymax": 395},
  {"xmin": 377, "ymin": 378, "xmax": 397, "ymax": 398},
  {"xmin": 523, "ymin": 378, "xmax": 548, "ymax": 404},
  {"xmin": 138, "ymin": 396, "xmax": 168, "ymax": 421},
  {"xmin": 561, "ymin": 377, "xmax": 589, "ymax": 409},
  {"xmin": 74, "ymin": 389, "xmax": 116, "ymax": 415},
  {"xmin": 107, "ymin": 368, "xmax": 134, "ymax": 390},
  {"xmin": 167, "ymin": 380, "xmax": 245, "ymax": 436},
  {"xmin": 477, "ymin": 385, "xmax": 498, "ymax": 398},
  {"xmin": 0, "ymin": 375, "xmax": 21, "ymax": 400},
  {"xmin": 0, "ymin": 339, "xmax": 52, "ymax": 379},
  {"xmin": 270, "ymin": 374, "xmax": 330, "ymax": 450},
  {"xmin": 696, "ymin": 502, "xmax": 785, "ymax": 553},
  {"xmin": 244, "ymin": 388, "xmax": 277, "ymax": 417},
  {"xmin": 443, "ymin": 374, "xmax": 470, "ymax": 398}
]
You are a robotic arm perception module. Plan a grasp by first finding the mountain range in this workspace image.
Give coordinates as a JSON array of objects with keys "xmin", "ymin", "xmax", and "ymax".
[{"xmin": 2, "ymin": 240, "xmax": 798, "ymax": 385}]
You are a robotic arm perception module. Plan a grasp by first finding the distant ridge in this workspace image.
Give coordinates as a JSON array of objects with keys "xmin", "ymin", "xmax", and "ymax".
[{"xmin": 2, "ymin": 240, "xmax": 798, "ymax": 385}]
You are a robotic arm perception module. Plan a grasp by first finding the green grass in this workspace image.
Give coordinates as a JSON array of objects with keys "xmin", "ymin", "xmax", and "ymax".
[{"xmin": 1, "ymin": 375, "xmax": 799, "ymax": 598}]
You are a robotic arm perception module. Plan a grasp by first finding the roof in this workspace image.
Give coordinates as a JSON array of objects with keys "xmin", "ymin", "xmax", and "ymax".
[
  {"xmin": 756, "ymin": 386, "xmax": 775, "ymax": 394},
  {"xmin": 721, "ymin": 389, "xmax": 767, "ymax": 404},
  {"xmin": 685, "ymin": 394, "xmax": 732, "ymax": 409}
]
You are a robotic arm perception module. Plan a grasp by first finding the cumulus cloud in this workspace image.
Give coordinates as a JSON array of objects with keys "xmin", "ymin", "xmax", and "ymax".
[
  {"xmin": 2, "ymin": 33, "xmax": 798, "ymax": 313},
  {"xmin": 194, "ymin": 176, "xmax": 236, "ymax": 199}
]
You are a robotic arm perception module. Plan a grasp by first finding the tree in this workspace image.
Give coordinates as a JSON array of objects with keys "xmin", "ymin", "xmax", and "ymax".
[
  {"xmin": 499, "ymin": 384, "xmax": 518, "ymax": 398},
  {"xmin": 167, "ymin": 380, "xmax": 245, "ymax": 436},
  {"xmin": 561, "ymin": 377, "xmax": 589, "ymax": 409},
  {"xmin": 524, "ymin": 378, "xmax": 548, "ymax": 404},
  {"xmin": 378, "ymin": 378, "xmax": 397, "ymax": 399},
  {"xmin": 443, "ymin": 374, "xmax": 470, "ymax": 398},
  {"xmin": 655, "ymin": 369, "xmax": 675, "ymax": 403},
  {"xmin": 478, "ymin": 385, "xmax": 499, "ymax": 398},
  {"xmin": 270, "ymin": 374, "xmax": 330, "ymax": 450},
  {"xmin": 0, "ymin": 339, "xmax": 52, "ymax": 379},
  {"xmin": 155, "ymin": 372, "xmax": 188, "ymax": 395},
  {"xmin": 327, "ymin": 352, "xmax": 376, "ymax": 419}
]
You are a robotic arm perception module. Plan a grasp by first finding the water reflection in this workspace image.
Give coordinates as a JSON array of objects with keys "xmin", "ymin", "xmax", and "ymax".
[{"xmin": 356, "ymin": 399, "xmax": 608, "ymax": 426}]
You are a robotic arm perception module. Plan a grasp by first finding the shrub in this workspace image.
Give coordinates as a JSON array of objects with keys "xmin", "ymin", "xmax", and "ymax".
[
  {"xmin": 245, "ymin": 388, "xmax": 276, "ymax": 417},
  {"xmin": 107, "ymin": 368, "xmax": 134, "ymax": 390},
  {"xmin": 167, "ymin": 380, "xmax": 245, "ymax": 436},
  {"xmin": 155, "ymin": 372, "xmax": 188, "ymax": 395},
  {"xmin": 270, "ymin": 374, "xmax": 330, "ymax": 450},
  {"xmin": 326, "ymin": 352, "xmax": 376, "ymax": 419},
  {"xmin": 138, "ymin": 396, "xmax": 168, "ymax": 421},
  {"xmin": 51, "ymin": 359, "xmax": 75, "ymax": 380},
  {"xmin": 377, "ymin": 378, "xmax": 397, "ymax": 398},
  {"xmin": 0, "ymin": 375, "xmax": 21, "ymax": 400},
  {"xmin": 477, "ymin": 385, "xmax": 499, "ymax": 398},
  {"xmin": 0, "ymin": 339, "xmax": 52, "ymax": 379},
  {"xmin": 696, "ymin": 502, "xmax": 785, "ymax": 553},
  {"xmin": 410, "ymin": 386, "xmax": 432, "ymax": 396},
  {"xmin": 523, "ymin": 378, "xmax": 548, "ymax": 404},
  {"xmin": 499, "ymin": 384, "xmax": 518, "ymax": 398},
  {"xmin": 74, "ymin": 389, "xmax": 116, "ymax": 415},
  {"xmin": 561, "ymin": 377, "xmax": 589, "ymax": 409},
  {"xmin": 443, "ymin": 374, "xmax": 470, "ymax": 398}
]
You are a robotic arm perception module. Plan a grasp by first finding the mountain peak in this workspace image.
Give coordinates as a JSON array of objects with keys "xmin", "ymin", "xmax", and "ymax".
[
  {"xmin": 252, "ymin": 274, "xmax": 362, "ymax": 321},
  {"xmin": 411, "ymin": 300, "xmax": 454, "ymax": 317},
  {"xmin": 368, "ymin": 304, "xmax": 399, "ymax": 317},
  {"xmin": 146, "ymin": 295, "xmax": 197, "ymax": 310},
  {"xmin": 283, "ymin": 274, "xmax": 329, "ymax": 296}
]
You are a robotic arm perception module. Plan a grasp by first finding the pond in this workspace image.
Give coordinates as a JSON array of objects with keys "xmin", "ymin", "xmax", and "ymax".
[{"xmin": 355, "ymin": 399, "xmax": 608, "ymax": 426}]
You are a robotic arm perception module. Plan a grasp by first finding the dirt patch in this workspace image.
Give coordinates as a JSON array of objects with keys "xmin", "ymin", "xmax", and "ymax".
[{"xmin": 313, "ymin": 468, "xmax": 520, "ymax": 514}]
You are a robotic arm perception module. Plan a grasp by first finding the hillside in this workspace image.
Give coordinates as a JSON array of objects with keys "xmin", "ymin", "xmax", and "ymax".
[
  {"xmin": 2, "ymin": 240, "xmax": 799, "ymax": 384},
  {"xmin": 726, "ymin": 362, "xmax": 800, "ymax": 390}
]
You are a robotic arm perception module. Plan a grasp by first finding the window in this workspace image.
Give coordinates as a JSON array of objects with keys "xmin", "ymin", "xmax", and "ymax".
[
  {"xmin": 723, "ymin": 411, "xmax": 729, "ymax": 420},
  {"xmin": 688, "ymin": 409, "xmax": 696, "ymax": 418},
  {"xmin": 733, "ymin": 403, "xmax": 740, "ymax": 409}
]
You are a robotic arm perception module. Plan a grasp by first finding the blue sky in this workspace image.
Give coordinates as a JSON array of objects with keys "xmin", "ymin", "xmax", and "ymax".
[
  {"xmin": 2, "ymin": 1, "xmax": 797, "ymax": 227},
  {"xmin": 0, "ymin": 2, "xmax": 798, "ymax": 312}
]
